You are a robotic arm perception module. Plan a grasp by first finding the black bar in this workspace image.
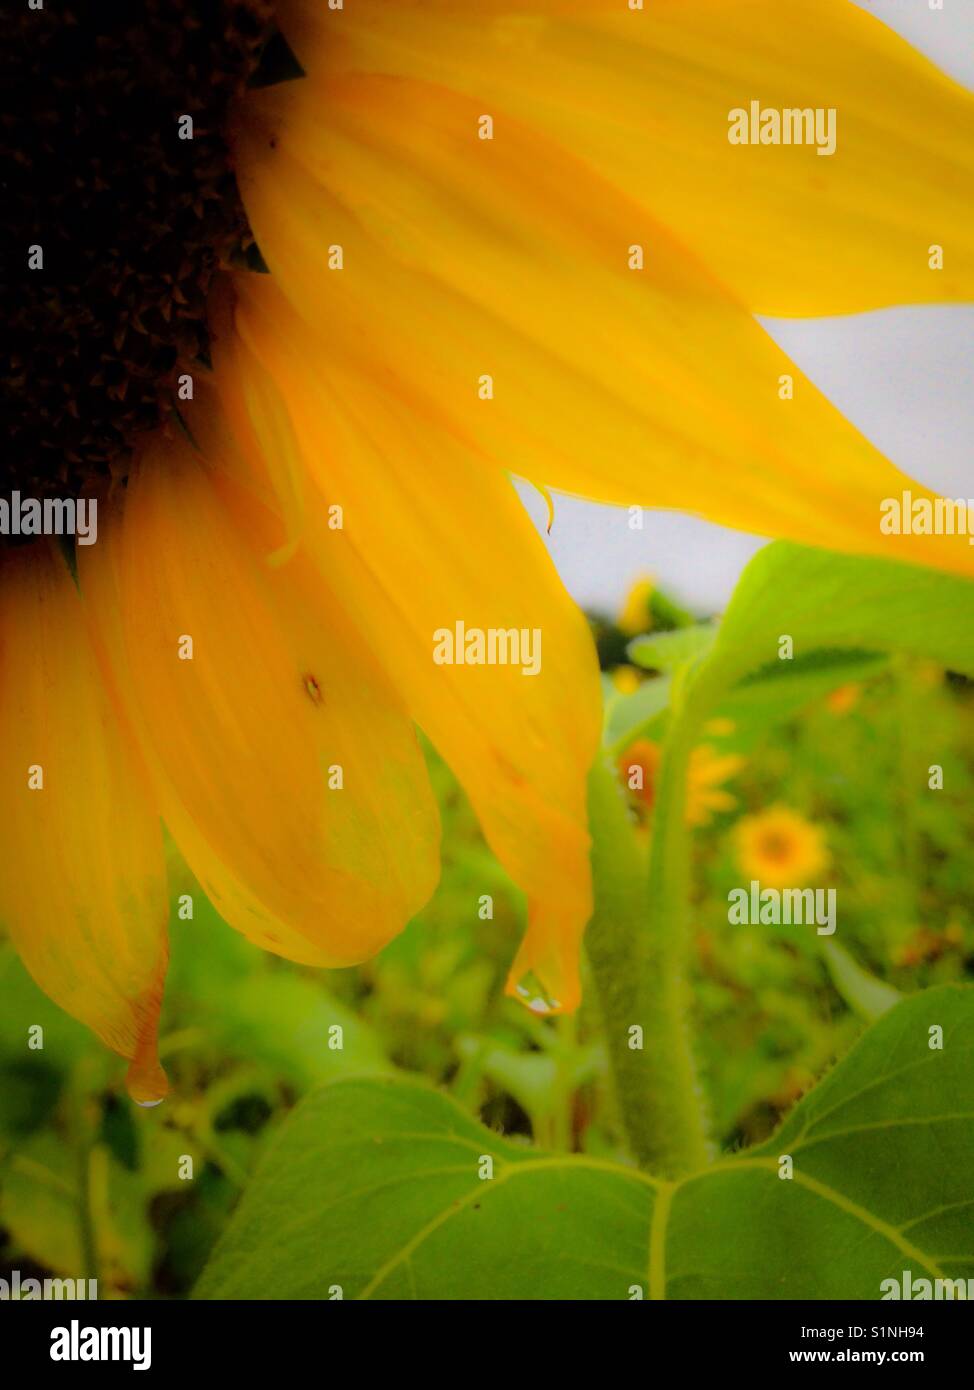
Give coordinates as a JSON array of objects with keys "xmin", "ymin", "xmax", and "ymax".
[{"xmin": 1, "ymin": 1298, "xmax": 968, "ymax": 1373}]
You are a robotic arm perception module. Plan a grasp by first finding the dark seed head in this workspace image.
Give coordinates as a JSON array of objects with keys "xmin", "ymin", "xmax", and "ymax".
[{"xmin": 1, "ymin": 0, "xmax": 275, "ymax": 510}]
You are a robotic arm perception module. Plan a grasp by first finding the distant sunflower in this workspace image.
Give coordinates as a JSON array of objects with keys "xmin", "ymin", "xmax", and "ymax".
[
  {"xmin": 616, "ymin": 577, "xmax": 656, "ymax": 639},
  {"xmin": 825, "ymin": 683, "xmax": 862, "ymax": 715},
  {"xmin": 621, "ymin": 739, "xmax": 742, "ymax": 828},
  {"xmin": 735, "ymin": 806, "xmax": 830, "ymax": 889},
  {"xmin": 2, "ymin": 1, "xmax": 972, "ymax": 1097}
]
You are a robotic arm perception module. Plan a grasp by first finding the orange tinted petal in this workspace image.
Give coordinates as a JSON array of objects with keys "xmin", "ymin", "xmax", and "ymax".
[
  {"xmin": 80, "ymin": 429, "xmax": 440, "ymax": 970},
  {"xmin": 218, "ymin": 286, "xmax": 601, "ymax": 1011},
  {"xmin": 0, "ymin": 544, "xmax": 168, "ymax": 1101}
]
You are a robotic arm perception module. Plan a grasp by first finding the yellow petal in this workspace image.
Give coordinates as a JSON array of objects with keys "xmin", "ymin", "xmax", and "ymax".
[
  {"xmin": 234, "ymin": 64, "xmax": 974, "ymax": 578},
  {"xmin": 0, "ymin": 544, "xmax": 168, "ymax": 1101},
  {"xmin": 79, "ymin": 430, "xmax": 440, "ymax": 970},
  {"xmin": 219, "ymin": 283, "xmax": 602, "ymax": 1011},
  {"xmin": 280, "ymin": 0, "xmax": 974, "ymax": 315}
]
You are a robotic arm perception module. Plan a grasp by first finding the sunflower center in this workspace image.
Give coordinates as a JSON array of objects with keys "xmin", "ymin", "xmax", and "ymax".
[
  {"xmin": 2, "ymin": 0, "xmax": 275, "ymax": 512},
  {"xmin": 759, "ymin": 833, "xmax": 794, "ymax": 864}
]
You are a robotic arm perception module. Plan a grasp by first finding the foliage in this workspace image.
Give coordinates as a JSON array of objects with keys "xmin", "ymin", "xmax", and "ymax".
[{"xmin": 1, "ymin": 543, "xmax": 972, "ymax": 1299}]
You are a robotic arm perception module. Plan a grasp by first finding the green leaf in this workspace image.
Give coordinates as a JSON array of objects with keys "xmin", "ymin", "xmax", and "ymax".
[
  {"xmin": 206, "ymin": 973, "xmax": 389, "ymax": 1091},
  {"xmin": 821, "ymin": 940, "xmax": 903, "ymax": 1023},
  {"xmin": 0, "ymin": 946, "xmax": 94, "ymax": 1066},
  {"xmin": 196, "ymin": 986, "xmax": 974, "ymax": 1300},
  {"xmin": 686, "ymin": 543, "xmax": 974, "ymax": 721},
  {"xmin": 454, "ymin": 1035, "xmax": 600, "ymax": 1125},
  {"xmin": 602, "ymin": 675, "xmax": 671, "ymax": 753},
  {"xmin": 195, "ymin": 1072, "xmax": 658, "ymax": 1300},
  {"xmin": 0, "ymin": 1132, "xmax": 152, "ymax": 1286},
  {"xmin": 0, "ymin": 1134, "xmax": 86, "ymax": 1276},
  {"xmin": 628, "ymin": 623, "xmax": 716, "ymax": 673},
  {"xmin": 607, "ymin": 539, "xmax": 970, "ymax": 753},
  {"xmin": 710, "ymin": 651, "xmax": 887, "ymax": 751},
  {"xmin": 165, "ymin": 897, "xmax": 389, "ymax": 1090}
]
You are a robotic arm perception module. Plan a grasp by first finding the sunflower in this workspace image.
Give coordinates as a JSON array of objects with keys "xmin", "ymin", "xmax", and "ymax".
[
  {"xmin": 2, "ymin": 1, "xmax": 971, "ymax": 1100},
  {"xmin": 621, "ymin": 738, "xmax": 743, "ymax": 827},
  {"xmin": 616, "ymin": 577, "xmax": 656, "ymax": 639},
  {"xmin": 735, "ymin": 806, "xmax": 830, "ymax": 890}
]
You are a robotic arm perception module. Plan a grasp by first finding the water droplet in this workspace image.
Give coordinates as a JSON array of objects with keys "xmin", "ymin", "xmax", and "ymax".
[
  {"xmin": 513, "ymin": 971, "xmax": 561, "ymax": 1016},
  {"xmin": 135, "ymin": 1098, "xmax": 164, "ymax": 1108}
]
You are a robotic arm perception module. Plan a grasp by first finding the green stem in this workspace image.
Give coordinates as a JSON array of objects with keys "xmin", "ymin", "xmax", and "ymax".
[
  {"xmin": 68, "ymin": 1080, "xmax": 99, "ymax": 1288},
  {"xmin": 552, "ymin": 1012, "xmax": 577, "ymax": 1153},
  {"xmin": 585, "ymin": 758, "xmax": 653, "ymax": 1161},
  {"xmin": 893, "ymin": 656, "xmax": 920, "ymax": 920},
  {"xmin": 642, "ymin": 714, "xmax": 713, "ymax": 1176},
  {"xmin": 585, "ymin": 713, "xmax": 712, "ymax": 1178}
]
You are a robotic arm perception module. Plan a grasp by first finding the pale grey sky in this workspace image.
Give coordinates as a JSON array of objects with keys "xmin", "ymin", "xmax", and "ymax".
[{"xmin": 518, "ymin": 0, "xmax": 974, "ymax": 617}]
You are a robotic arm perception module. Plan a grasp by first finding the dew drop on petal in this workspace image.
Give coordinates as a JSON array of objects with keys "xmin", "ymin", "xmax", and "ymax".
[{"xmin": 513, "ymin": 971, "xmax": 561, "ymax": 1017}]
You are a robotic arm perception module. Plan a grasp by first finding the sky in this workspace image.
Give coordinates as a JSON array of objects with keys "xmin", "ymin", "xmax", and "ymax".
[{"xmin": 518, "ymin": 0, "xmax": 974, "ymax": 618}]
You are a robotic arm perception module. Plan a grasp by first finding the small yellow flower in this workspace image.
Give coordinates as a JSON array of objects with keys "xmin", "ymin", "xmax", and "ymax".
[
  {"xmin": 620, "ymin": 740, "xmax": 743, "ymax": 828},
  {"xmin": 686, "ymin": 746, "xmax": 746, "ymax": 828},
  {"xmin": 735, "ymin": 807, "xmax": 830, "ymax": 889},
  {"xmin": 610, "ymin": 665, "xmax": 642, "ymax": 695},
  {"xmin": 617, "ymin": 577, "xmax": 656, "ymax": 638}
]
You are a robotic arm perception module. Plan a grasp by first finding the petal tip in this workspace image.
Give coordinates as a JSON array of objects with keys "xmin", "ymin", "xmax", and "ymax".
[{"xmin": 126, "ymin": 1055, "xmax": 169, "ymax": 1106}]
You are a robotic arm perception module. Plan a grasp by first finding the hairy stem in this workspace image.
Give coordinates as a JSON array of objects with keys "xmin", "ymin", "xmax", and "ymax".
[{"xmin": 585, "ymin": 716, "xmax": 712, "ymax": 1178}]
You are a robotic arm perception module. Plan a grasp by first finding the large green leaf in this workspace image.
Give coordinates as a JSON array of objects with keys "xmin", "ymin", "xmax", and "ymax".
[
  {"xmin": 196, "ymin": 985, "xmax": 974, "ymax": 1300},
  {"xmin": 620, "ymin": 540, "xmax": 974, "ymax": 753},
  {"xmin": 686, "ymin": 543, "xmax": 974, "ymax": 718}
]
